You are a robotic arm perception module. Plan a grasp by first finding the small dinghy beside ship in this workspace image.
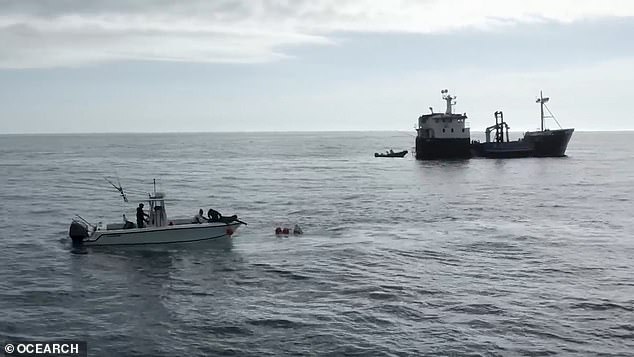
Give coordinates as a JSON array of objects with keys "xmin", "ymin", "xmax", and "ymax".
[
  {"xmin": 69, "ymin": 180, "xmax": 246, "ymax": 246},
  {"xmin": 375, "ymin": 149, "xmax": 408, "ymax": 158}
]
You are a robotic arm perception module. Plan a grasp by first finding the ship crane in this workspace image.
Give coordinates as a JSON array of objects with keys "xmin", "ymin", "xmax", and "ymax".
[{"xmin": 485, "ymin": 111, "xmax": 510, "ymax": 143}]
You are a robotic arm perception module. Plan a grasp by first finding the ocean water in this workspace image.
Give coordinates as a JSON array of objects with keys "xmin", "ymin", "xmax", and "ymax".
[{"xmin": 0, "ymin": 131, "xmax": 633, "ymax": 356}]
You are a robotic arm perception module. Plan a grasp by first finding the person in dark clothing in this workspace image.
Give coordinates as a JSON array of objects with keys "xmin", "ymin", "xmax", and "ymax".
[
  {"xmin": 207, "ymin": 208, "xmax": 222, "ymax": 222},
  {"xmin": 136, "ymin": 203, "xmax": 149, "ymax": 228}
]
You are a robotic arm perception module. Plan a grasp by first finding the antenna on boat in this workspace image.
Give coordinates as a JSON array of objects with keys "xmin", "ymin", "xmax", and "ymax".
[
  {"xmin": 104, "ymin": 177, "xmax": 128, "ymax": 203},
  {"xmin": 536, "ymin": 91, "xmax": 561, "ymax": 130},
  {"xmin": 441, "ymin": 89, "xmax": 456, "ymax": 114},
  {"xmin": 536, "ymin": 90, "xmax": 549, "ymax": 131}
]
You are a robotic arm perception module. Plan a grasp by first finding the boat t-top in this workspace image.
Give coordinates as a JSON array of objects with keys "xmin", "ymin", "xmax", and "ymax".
[{"xmin": 69, "ymin": 179, "xmax": 246, "ymax": 246}]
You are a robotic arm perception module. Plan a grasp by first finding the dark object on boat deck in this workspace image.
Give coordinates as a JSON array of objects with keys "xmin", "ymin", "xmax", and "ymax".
[
  {"xmin": 69, "ymin": 221, "xmax": 89, "ymax": 244},
  {"xmin": 218, "ymin": 215, "xmax": 238, "ymax": 224},
  {"xmin": 375, "ymin": 150, "xmax": 408, "ymax": 158}
]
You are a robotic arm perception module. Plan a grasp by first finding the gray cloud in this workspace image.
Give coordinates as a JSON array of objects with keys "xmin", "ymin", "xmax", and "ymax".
[{"xmin": 1, "ymin": 0, "xmax": 633, "ymax": 68}]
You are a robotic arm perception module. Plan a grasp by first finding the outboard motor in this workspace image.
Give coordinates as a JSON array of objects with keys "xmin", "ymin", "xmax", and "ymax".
[{"xmin": 69, "ymin": 221, "xmax": 89, "ymax": 244}]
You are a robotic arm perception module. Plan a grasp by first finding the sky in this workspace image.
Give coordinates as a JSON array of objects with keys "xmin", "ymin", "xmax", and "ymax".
[{"xmin": 1, "ymin": 0, "xmax": 633, "ymax": 133}]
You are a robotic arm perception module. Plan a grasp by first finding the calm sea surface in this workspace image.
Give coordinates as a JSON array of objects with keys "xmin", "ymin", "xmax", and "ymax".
[{"xmin": 1, "ymin": 131, "xmax": 633, "ymax": 356}]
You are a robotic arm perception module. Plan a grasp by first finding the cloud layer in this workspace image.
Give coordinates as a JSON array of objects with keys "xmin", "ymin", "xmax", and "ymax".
[{"xmin": 1, "ymin": 0, "xmax": 634, "ymax": 68}]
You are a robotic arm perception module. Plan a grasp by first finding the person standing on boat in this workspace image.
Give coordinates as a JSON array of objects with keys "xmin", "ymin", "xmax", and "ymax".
[{"xmin": 136, "ymin": 203, "xmax": 149, "ymax": 228}]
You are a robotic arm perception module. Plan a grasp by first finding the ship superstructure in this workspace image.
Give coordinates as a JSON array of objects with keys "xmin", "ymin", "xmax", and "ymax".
[{"xmin": 415, "ymin": 90, "xmax": 471, "ymax": 159}]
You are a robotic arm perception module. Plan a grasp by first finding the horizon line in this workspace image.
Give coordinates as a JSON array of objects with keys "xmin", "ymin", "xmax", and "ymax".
[{"xmin": 1, "ymin": 129, "xmax": 634, "ymax": 136}]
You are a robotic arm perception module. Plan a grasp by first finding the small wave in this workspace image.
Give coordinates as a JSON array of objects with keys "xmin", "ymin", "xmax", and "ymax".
[
  {"xmin": 464, "ymin": 319, "xmax": 495, "ymax": 329},
  {"xmin": 416, "ymin": 288, "xmax": 443, "ymax": 295},
  {"xmin": 388, "ymin": 248, "xmax": 460, "ymax": 265},
  {"xmin": 246, "ymin": 318, "xmax": 307, "ymax": 329},
  {"xmin": 571, "ymin": 302, "xmax": 633, "ymax": 312},
  {"xmin": 252, "ymin": 263, "xmax": 310, "ymax": 281},
  {"xmin": 340, "ymin": 310, "xmax": 393, "ymax": 327},
  {"xmin": 379, "ymin": 284, "xmax": 405, "ymax": 291},
  {"xmin": 368, "ymin": 291, "xmax": 397, "ymax": 301},
  {"xmin": 198, "ymin": 324, "xmax": 253, "ymax": 336},
  {"xmin": 447, "ymin": 303, "xmax": 505, "ymax": 315},
  {"xmin": 514, "ymin": 348, "xmax": 558, "ymax": 356},
  {"xmin": 375, "ymin": 304, "xmax": 437, "ymax": 322},
  {"xmin": 615, "ymin": 324, "xmax": 634, "ymax": 331},
  {"xmin": 521, "ymin": 328, "xmax": 588, "ymax": 345}
]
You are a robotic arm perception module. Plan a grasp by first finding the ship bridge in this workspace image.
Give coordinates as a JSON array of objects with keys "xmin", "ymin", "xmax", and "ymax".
[{"xmin": 417, "ymin": 90, "xmax": 469, "ymax": 139}]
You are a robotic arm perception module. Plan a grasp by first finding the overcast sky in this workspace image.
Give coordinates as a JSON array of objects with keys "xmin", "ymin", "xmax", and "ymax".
[{"xmin": 1, "ymin": 0, "xmax": 633, "ymax": 133}]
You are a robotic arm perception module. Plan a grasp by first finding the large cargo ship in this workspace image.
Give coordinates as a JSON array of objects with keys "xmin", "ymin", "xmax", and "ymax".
[
  {"xmin": 470, "ymin": 91, "xmax": 574, "ymax": 158},
  {"xmin": 415, "ymin": 90, "xmax": 471, "ymax": 159}
]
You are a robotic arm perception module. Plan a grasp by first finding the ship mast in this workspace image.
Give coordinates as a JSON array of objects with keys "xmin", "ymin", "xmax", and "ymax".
[
  {"xmin": 536, "ymin": 90, "xmax": 550, "ymax": 131},
  {"xmin": 540, "ymin": 91, "xmax": 544, "ymax": 131}
]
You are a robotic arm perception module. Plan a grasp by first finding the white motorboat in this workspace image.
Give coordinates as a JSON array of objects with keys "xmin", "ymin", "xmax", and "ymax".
[{"xmin": 69, "ymin": 181, "xmax": 246, "ymax": 246}]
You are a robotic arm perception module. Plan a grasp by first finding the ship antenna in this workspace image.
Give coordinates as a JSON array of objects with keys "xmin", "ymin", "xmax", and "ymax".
[
  {"xmin": 441, "ymin": 89, "xmax": 456, "ymax": 114},
  {"xmin": 536, "ymin": 90, "xmax": 551, "ymax": 131},
  {"xmin": 540, "ymin": 90, "xmax": 544, "ymax": 131}
]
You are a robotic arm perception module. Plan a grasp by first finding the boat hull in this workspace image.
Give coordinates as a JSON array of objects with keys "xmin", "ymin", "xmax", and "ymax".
[
  {"xmin": 415, "ymin": 137, "xmax": 471, "ymax": 160},
  {"xmin": 471, "ymin": 141, "xmax": 533, "ymax": 158},
  {"xmin": 523, "ymin": 128, "xmax": 574, "ymax": 157},
  {"xmin": 80, "ymin": 222, "xmax": 242, "ymax": 246},
  {"xmin": 472, "ymin": 128, "xmax": 574, "ymax": 158}
]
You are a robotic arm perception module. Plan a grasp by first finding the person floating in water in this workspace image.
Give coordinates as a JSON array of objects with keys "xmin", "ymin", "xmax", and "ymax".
[
  {"xmin": 136, "ymin": 203, "xmax": 150, "ymax": 228},
  {"xmin": 275, "ymin": 224, "xmax": 303, "ymax": 235}
]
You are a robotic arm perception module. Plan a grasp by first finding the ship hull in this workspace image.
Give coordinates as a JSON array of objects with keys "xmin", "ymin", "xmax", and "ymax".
[
  {"xmin": 471, "ymin": 128, "xmax": 574, "ymax": 158},
  {"xmin": 471, "ymin": 141, "xmax": 533, "ymax": 158},
  {"xmin": 415, "ymin": 137, "xmax": 471, "ymax": 160},
  {"xmin": 523, "ymin": 128, "xmax": 574, "ymax": 157}
]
